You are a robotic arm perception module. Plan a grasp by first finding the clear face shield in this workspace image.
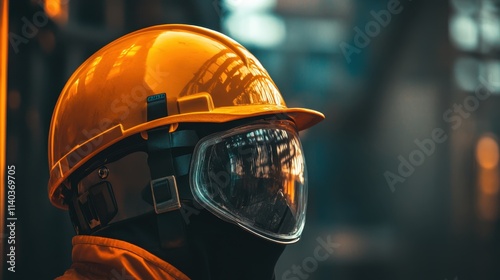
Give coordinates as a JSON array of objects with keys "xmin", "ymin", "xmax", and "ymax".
[{"xmin": 190, "ymin": 120, "xmax": 308, "ymax": 244}]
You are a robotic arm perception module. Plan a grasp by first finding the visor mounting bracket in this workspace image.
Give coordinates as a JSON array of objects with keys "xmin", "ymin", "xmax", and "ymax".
[{"xmin": 150, "ymin": 175, "xmax": 181, "ymax": 214}]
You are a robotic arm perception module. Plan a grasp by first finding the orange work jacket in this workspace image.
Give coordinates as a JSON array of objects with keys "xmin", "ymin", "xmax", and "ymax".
[{"xmin": 56, "ymin": 235, "xmax": 190, "ymax": 280}]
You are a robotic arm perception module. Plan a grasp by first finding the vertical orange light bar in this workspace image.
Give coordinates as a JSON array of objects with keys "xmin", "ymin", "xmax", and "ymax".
[
  {"xmin": 0, "ymin": 0, "xmax": 8, "ymax": 274},
  {"xmin": 476, "ymin": 135, "xmax": 500, "ymax": 223}
]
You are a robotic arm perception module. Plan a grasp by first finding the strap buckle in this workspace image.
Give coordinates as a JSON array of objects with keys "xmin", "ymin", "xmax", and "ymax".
[{"xmin": 150, "ymin": 175, "xmax": 181, "ymax": 214}]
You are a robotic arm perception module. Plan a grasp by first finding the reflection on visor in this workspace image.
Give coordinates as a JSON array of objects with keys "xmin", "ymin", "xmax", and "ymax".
[{"xmin": 190, "ymin": 120, "xmax": 307, "ymax": 244}]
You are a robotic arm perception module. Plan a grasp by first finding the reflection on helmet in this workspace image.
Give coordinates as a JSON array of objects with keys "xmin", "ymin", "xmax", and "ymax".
[{"xmin": 180, "ymin": 49, "xmax": 283, "ymax": 107}]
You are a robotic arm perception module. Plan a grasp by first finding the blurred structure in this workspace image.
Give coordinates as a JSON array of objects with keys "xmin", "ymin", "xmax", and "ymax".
[{"xmin": 4, "ymin": 0, "xmax": 500, "ymax": 279}]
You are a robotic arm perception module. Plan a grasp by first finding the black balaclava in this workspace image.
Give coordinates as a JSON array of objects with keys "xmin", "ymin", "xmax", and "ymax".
[{"xmin": 95, "ymin": 205, "xmax": 286, "ymax": 280}]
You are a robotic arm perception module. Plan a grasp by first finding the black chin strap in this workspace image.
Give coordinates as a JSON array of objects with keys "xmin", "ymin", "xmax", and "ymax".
[{"xmin": 146, "ymin": 93, "xmax": 191, "ymax": 252}]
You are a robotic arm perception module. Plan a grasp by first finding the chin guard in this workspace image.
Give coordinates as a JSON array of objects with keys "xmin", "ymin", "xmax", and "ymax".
[{"xmin": 67, "ymin": 181, "xmax": 118, "ymax": 234}]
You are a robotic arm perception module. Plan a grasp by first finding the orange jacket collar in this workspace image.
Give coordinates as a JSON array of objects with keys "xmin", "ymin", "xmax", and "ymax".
[{"xmin": 56, "ymin": 235, "xmax": 190, "ymax": 280}]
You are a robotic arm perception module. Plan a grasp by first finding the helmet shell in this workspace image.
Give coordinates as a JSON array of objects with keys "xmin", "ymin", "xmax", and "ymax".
[{"xmin": 48, "ymin": 24, "xmax": 324, "ymax": 209}]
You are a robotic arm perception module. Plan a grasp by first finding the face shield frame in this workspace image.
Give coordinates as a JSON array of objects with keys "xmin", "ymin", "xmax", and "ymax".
[
  {"xmin": 189, "ymin": 119, "xmax": 308, "ymax": 244},
  {"xmin": 63, "ymin": 117, "xmax": 310, "ymax": 245}
]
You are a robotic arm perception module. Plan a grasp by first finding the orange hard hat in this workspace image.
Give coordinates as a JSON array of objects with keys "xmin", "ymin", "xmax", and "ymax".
[{"xmin": 48, "ymin": 24, "xmax": 324, "ymax": 209}]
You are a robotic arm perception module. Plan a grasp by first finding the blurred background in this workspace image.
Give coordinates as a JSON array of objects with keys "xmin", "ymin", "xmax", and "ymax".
[{"xmin": 3, "ymin": 0, "xmax": 500, "ymax": 279}]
